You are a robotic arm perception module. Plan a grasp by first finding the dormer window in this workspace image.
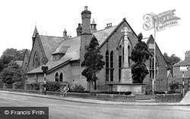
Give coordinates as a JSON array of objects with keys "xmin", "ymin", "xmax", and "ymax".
[
  {"xmin": 52, "ymin": 53, "xmax": 65, "ymax": 61},
  {"xmin": 52, "ymin": 46, "xmax": 70, "ymax": 61}
]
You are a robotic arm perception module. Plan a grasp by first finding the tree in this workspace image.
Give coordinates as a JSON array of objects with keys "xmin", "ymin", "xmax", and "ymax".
[
  {"xmin": 131, "ymin": 33, "xmax": 151, "ymax": 83},
  {"xmin": 163, "ymin": 53, "xmax": 180, "ymax": 74},
  {"xmin": 0, "ymin": 61, "xmax": 25, "ymax": 85},
  {"xmin": 0, "ymin": 48, "xmax": 28, "ymax": 68},
  {"xmin": 81, "ymin": 36, "xmax": 105, "ymax": 91}
]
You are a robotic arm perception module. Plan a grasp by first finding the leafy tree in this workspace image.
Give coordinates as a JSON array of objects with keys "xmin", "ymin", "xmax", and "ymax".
[
  {"xmin": 81, "ymin": 36, "xmax": 105, "ymax": 91},
  {"xmin": 0, "ymin": 61, "xmax": 25, "ymax": 85},
  {"xmin": 0, "ymin": 59, "xmax": 4, "ymax": 72},
  {"xmin": 163, "ymin": 53, "xmax": 180, "ymax": 74},
  {"xmin": 131, "ymin": 33, "xmax": 151, "ymax": 83},
  {"xmin": 0, "ymin": 48, "xmax": 29, "ymax": 68}
]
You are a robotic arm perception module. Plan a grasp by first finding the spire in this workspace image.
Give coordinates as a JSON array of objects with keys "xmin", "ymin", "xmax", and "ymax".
[
  {"xmin": 63, "ymin": 29, "xmax": 67, "ymax": 37},
  {"xmin": 32, "ymin": 26, "xmax": 39, "ymax": 38},
  {"xmin": 92, "ymin": 19, "xmax": 96, "ymax": 24},
  {"xmin": 91, "ymin": 18, "xmax": 97, "ymax": 32}
]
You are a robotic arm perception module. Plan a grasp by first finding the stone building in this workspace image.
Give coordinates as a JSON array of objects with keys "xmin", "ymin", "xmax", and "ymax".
[
  {"xmin": 173, "ymin": 51, "xmax": 190, "ymax": 92},
  {"xmin": 25, "ymin": 6, "xmax": 168, "ymax": 93}
]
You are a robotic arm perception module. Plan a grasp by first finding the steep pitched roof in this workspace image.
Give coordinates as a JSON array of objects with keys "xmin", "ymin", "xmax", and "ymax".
[
  {"xmin": 146, "ymin": 35, "xmax": 168, "ymax": 66},
  {"xmin": 54, "ymin": 26, "xmax": 117, "ymax": 61},
  {"xmin": 39, "ymin": 35, "xmax": 64, "ymax": 60},
  {"xmin": 27, "ymin": 26, "xmax": 116, "ymax": 74}
]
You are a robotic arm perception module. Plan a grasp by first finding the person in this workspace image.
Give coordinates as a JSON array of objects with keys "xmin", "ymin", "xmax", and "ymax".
[
  {"xmin": 43, "ymin": 81, "xmax": 47, "ymax": 95},
  {"xmin": 61, "ymin": 84, "xmax": 69, "ymax": 96}
]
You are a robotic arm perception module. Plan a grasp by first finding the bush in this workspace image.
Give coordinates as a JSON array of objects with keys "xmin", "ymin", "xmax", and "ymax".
[
  {"xmin": 45, "ymin": 82, "xmax": 61, "ymax": 91},
  {"xmin": 170, "ymin": 83, "xmax": 180, "ymax": 91},
  {"xmin": 31, "ymin": 82, "xmax": 40, "ymax": 90},
  {"xmin": 14, "ymin": 82, "xmax": 24, "ymax": 89},
  {"xmin": 154, "ymin": 91, "xmax": 165, "ymax": 94},
  {"xmin": 97, "ymin": 91, "xmax": 132, "ymax": 95},
  {"xmin": 70, "ymin": 84, "xmax": 85, "ymax": 92}
]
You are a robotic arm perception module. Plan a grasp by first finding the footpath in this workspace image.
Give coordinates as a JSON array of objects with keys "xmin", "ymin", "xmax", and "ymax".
[{"xmin": 1, "ymin": 90, "xmax": 190, "ymax": 106}]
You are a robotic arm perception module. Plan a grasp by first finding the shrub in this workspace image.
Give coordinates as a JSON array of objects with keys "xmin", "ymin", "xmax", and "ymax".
[
  {"xmin": 70, "ymin": 84, "xmax": 85, "ymax": 92},
  {"xmin": 170, "ymin": 83, "xmax": 179, "ymax": 90},
  {"xmin": 45, "ymin": 82, "xmax": 61, "ymax": 91},
  {"xmin": 154, "ymin": 91, "xmax": 165, "ymax": 94},
  {"xmin": 31, "ymin": 82, "xmax": 40, "ymax": 90},
  {"xmin": 97, "ymin": 91, "xmax": 132, "ymax": 95},
  {"xmin": 14, "ymin": 82, "xmax": 24, "ymax": 89}
]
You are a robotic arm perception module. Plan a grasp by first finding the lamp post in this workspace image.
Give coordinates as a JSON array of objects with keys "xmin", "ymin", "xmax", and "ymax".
[
  {"xmin": 180, "ymin": 66, "xmax": 188, "ymax": 97},
  {"xmin": 41, "ymin": 65, "xmax": 48, "ymax": 95}
]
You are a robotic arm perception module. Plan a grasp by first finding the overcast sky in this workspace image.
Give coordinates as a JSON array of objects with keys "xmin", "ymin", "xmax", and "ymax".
[{"xmin": 0, "ymin": 0, "xmax": 189, "ymax": 60}]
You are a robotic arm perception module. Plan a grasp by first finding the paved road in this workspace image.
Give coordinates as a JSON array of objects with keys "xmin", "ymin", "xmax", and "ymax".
[{"xmin": 0, "ymin": 91, "xmax": 190, "ymax": 119}]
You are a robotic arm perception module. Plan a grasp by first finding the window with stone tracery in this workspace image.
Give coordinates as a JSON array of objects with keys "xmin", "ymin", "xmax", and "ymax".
[
  {"xmin": 128, "ymin": 45, "xmax": 131, "ymax": 66},
  {"xmin": 118, "ymin": 45, "xmax": 122, "ymax": 82},
  {"xmin": 33, "ymin": 52, "xmax": 40, "ymax": 68},
  {"xmin": 105, "ymin": 50, "xmax": 109, "ymax": 81},
  {"xmin": 110, "ymin": 51, "xmax": 114, "ymax": 81}
]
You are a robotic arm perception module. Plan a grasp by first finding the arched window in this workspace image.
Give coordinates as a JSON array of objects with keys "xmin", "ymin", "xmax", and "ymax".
[
  {"xmin": 105, "ymin": 51, "xmax": 109, "ymax": 81},
  {"xmin": 118, "ymin": 45, "xmax": 122, "ymax": 82},
  {"xmin": 60, "ymin": 73, "xmax": 63, "ymax": 82},
  {"xmin": 55, "ymin": 72, "xmax": 59, "ymax": 82},
  {"xmin": 110, "ymin": 51, "xmax": 114, "ymax": 81},
  {"xmin": 119, "ymin": 55, "xmax": 122, "ymax": 82},
  {"xmin": 33, "ymin": 52, "xmax": 40, "ymax": 68},
  {"xmin": 128, "ymin": 45, "xmax": 131, "ymax": 66},
  {"xmin": 149, "ymin": 57, "xmax": 154, "ymax": 78}
]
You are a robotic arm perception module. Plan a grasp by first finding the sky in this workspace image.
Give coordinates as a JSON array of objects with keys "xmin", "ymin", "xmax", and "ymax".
[{"xmin": 0, "ymin": 0, "xmax": 189, "ymax": 60}]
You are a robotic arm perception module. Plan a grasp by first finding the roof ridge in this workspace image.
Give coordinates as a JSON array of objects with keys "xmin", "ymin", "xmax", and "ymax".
[
  {"xmin": 93, "ymin": 25, "xmax": 117, "ymax": 33},
  {"xmin": 39, "ymin": 26, "xmax": 116, "ymax": 39},
  {"xmin": 40, "ymin": 35, "xmax": 63, "ymax": 38}
]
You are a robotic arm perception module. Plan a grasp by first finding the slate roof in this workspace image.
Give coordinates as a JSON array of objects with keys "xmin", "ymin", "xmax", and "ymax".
[
  {"xmin": 174, "ymin": 58, "xmax": 190, "ymax": 67},
  {"xmin": 28, "ymin": 26, "xmax": 117, "ymax": 74},
  {"xmin": 40, "ymin": 35, "xmax": 64, "ymax": 60},
  {"xmin": 28, "ymin": 57, "xmax": 71, "ymax": 74}
]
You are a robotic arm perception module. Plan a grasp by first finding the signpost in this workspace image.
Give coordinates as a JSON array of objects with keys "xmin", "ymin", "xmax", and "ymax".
[
  {"xmin": 143, "ymin": 9, "xmax": 180, "ymax": 94},
  {"xmin": 41, "ymin": 65, "xmax": 48, "ymax": 95},
  {"xmin": 180, "ymin": 66, "xmax": 188, "ymax": 97}
]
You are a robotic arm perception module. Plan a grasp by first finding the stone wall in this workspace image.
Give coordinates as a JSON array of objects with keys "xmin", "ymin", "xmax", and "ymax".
[{"xmin": 155, "ymin": 94, "xmax": 182, "ymax": 102}]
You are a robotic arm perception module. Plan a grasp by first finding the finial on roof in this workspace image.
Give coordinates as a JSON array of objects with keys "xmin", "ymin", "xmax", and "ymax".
[
  {"xmin": 32, "ymin": 26, "xmax": 39, "ymax": 38},
  {"xmin": 84, "ymin": 6, "xmax": 88, "ymax": 10},
  {"xmin": 92, "ymin": 19, "xmax": 96, "ymax": 24},
  {"xmin": 63, "ymin": 28, "xmax": 67, "ymax": 37}
]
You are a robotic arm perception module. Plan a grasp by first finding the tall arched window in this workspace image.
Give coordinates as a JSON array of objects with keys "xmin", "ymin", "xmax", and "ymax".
[
  {"xmin": 110, "ymin": 51, "xmax": 114, "ymax": 81},
  {"xmin": 119, "ymin": 55, "xmax": 122, "ymax": 82},
  {"xmin": 128, "ymin": 45, "xmax": 131, "ymax": 66},
  {"xmin": 55, "ymin": 72, "xmax": 59, "ymax": 82},
  {"xmin": 60, "ymin": 73, "xmax": 63, "ymax": 82},
  {"xmin": 33, "ymin": 52, "xmax": 40, "ymax": 68},
  {"xmin": 105, "ymin": 51, "xmax": 109, "ymax": 81},
  {"xmin": 149, "ymin": 57, "xmax": 154, "ymax": 78},
  {"xmin": 118, "ymin": 45, "xmax": 122, "ymax": 82}
]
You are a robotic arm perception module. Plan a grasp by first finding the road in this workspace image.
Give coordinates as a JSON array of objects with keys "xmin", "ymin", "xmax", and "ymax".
[{"xmin": 0, "ymin": 91, "xmax": 190, "ymax": 119}]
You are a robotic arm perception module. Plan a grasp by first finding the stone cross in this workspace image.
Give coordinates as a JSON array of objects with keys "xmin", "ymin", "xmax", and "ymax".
[{"xmin": 121, "ymin": 27, "xmax": 131, "ymax": 68}]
